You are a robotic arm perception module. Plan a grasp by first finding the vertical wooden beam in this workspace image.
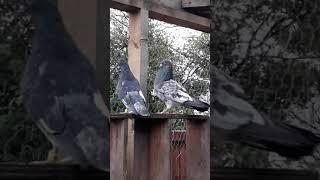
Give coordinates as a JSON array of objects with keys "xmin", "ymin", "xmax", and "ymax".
[
  {"xmin": 210, "ymin": 0, "xmax": 214, "ymax": 171},
  {"xmin": 57, "ymin": 0, "xmax": 110, "ymax": 173},
  {"xmin": 58, "ymin": 0, "xmax": 110, "ymax": 108},
  {"xmin": 58, "ymin": 0, "xmax": 97, "ymax": 66},
  {"xmin": 149, "ymin": 119, "xmax": 171, "ymax": 180},
  {"xmin": 96, "ymin": 0, "xmax": 111, "ymax": 109},
  {"xmin": 126, "ymin": 119, "xmax": 134, "ymax": 180},
  {"xmin": 132, "ymin": 120, "xmax": 150, "ymax": 180},
  {"xmin": 128, "ymin": 9, "xmax": 149, "ymax": 96},
  {"xmin": 132, "ymin": 119, "xmax": 171, "ymax": 180},
  {"xmin": 186, "ymin": 119, "xmax": 210, "ymax": 180},
  {"xmin": 128, "ymin": 8, "xmax": 149, "ymax": 180},
  {"xmin": 110, "ymin": 119, "xmax": 128, "ymax": 180}
]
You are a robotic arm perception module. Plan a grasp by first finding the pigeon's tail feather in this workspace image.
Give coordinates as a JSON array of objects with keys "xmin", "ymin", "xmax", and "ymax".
[
  {"xmin": 231, "ymin": 123, "xmax": 320, "ymax": 159},
  {"xmin": 182, "ymin": 100, "xmax": 210, "ymax": 112}
]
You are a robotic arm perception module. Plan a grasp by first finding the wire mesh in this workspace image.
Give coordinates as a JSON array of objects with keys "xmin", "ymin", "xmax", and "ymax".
[{"xmin": 171, "ymin": 129, "xmax": 186, "ymax": 180}]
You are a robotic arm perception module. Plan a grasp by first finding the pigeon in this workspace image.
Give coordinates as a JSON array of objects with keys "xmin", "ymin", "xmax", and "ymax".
[
  {"xmin": 153, "ymin": 60, "xmax": 209, "ymax": 113},
  {"xmin": 20, "ymin": 0, "xmax": 109, "ymax": 171},
  {"xmin": 212, "ymin": 65, "xmax": 320, "ymax": 159},
  {"xmin": 116, "ymin": 58, "xmax": 150, "ymax": 116}
]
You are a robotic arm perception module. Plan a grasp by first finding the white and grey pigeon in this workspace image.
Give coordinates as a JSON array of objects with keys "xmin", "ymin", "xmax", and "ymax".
[
  {"xmin": 153, "ymin": 60, "xmax": 209, "ymax": 113},
  {"xmin": 20, "ymin": 0, "xmax": 109, "ymax": 171},
  {"xmin": 116, "ymin": 58, "xmax": 150, "ymax": 116},
  {"xmin": 212, "ymin": 65, "xmax": 320, "ymax": 159}
]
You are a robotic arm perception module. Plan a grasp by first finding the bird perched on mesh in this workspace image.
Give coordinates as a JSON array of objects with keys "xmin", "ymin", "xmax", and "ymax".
[
  {"xmin": 152, "ymin": 60, "xmax": 209, "ymax": 113},
  {"xmin": 117, "ymin": 58, "xmax": 150, "ymax": 116},
  {"xmin": 20, "ymin": 0, "xmax": 109, "ymax": 171},
  {"xmin": 212, "ymin": 65, "xmax": 320, "ymax": 159}
]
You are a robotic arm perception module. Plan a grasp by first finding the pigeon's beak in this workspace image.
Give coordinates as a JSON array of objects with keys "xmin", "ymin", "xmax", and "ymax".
[{"xmin": 159, "ymin": 63, "xmax": 163, "ymax": 68}]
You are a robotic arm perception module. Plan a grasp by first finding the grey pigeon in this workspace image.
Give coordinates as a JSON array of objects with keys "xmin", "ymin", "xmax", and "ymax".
[
  {"xmin": 212, "ymin": 65, "xmax": 320, "ymax": 159},
  {"xmin": 20, "ymin": 0, "xmax": 109, "ymax": 171},
  {"xmin": 153, "ymin": 60, "xmax": 209, "ymax": 113},
  {"xmin": 117, "ymin": 58, "xmax": 150, "ymax": 116}
]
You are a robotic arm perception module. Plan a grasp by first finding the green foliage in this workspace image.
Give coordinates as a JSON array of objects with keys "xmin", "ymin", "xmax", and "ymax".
[{"xmin": 0, "ymin": 0, "xmax": 51, "ymax": 162}]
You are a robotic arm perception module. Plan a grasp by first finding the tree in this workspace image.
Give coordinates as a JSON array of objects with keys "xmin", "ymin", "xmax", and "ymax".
[{"xmin": 210, "ymin": 0, "xmax": 320, "ymax": 170}]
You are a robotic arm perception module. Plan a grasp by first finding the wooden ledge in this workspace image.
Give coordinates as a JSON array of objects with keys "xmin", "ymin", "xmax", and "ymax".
[
  {"xmin": 0, "ymin": 163, "xmax": 109, "ymax": 180},
  {"xmin": 110, "ymin": 113, "xmax": 209, "ymax": 121}
]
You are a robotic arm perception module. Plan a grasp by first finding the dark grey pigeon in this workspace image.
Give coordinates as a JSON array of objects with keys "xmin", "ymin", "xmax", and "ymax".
[
  {"xmin": 20, "ymin": 0, "xmax": 109, "ymax": 171},
  {"xmin": 212, "ymin": 65, "xmax": 320, "ymax": 159},
  {"xmin": 117, "ymin": 58, "xmax": 150, "ymax": 116},
  {"xmin": 153, "ymin": 60, "xmax": 209, "ymax": 113}
]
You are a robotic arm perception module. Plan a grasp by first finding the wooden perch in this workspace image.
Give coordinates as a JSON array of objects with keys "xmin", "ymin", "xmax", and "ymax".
[{"xmin": 110, "ymin": 113, "xmax": 209, "ymax": 121}]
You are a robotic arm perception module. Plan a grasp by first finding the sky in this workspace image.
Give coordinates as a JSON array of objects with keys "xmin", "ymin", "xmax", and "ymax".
[{"xmin": 111, "ymin": 8, "xmax": 204, "ymax": 48}]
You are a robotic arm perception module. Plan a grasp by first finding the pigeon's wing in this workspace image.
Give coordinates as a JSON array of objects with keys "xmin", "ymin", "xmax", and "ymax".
[
  {"xmin": 155, "ymin": 79, "xmax": 194, "ymax": 104},
  {"xmin": 211, "ymin": 65, "xmax": 265, "ymax": 129},
  {"xmin": 35, "ymin": 93, "xmax": 109, "ymax": 170},
  {"xmin": 117, "ymin": 79, "xmax": 149, "ymax": 115}
]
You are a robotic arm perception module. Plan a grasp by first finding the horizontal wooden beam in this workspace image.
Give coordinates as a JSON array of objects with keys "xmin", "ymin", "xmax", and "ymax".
[
  {"xmin": 182, "ymin": 0, "xmax": 210, "ymax": 8},
  {"xmin": 111, "ymin": 0, "xmax": 210, "ymax": 32},
  {"xmin": 0, "ymin": 163, "xmax": 109, "ymax": 180},
  {"xmin": 110, "ymin": 113, "xmax": 209, "ymax": 121},
  {"xmin": 0, "ymin": 163, "xmax": 317, "ymax": 180}
]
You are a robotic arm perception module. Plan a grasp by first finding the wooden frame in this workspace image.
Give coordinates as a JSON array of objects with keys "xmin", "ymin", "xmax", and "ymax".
[
  {"xmin": 110, "ymin": 114, "xmax": 210, "ymax": 180},
  {"xmin": 56, "ymin": 0, "xmax": 211, "ymax": 180}
]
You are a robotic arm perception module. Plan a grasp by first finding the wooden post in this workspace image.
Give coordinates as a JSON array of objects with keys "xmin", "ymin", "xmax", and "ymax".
[
  {"xmin": 57, "ymin": 0, "xmax": 110, "ymax": 171},
  {"xmin": 133, "ymin": 119, "xmax": 171, "ymax": 180},
  {"xmin": 57, "ymin": 0, "xmax": 110, "ymax": 107},
  {"xmin": 186, "ymin": 119, "xmax": 210, "ymax": 180},
  {"xmin": 128, "ymin": 9, "xmax": 149, "ymax": 96},
  {"xmin": 110, "ymin": 119, "xmax": 128, "ymax": 180}
]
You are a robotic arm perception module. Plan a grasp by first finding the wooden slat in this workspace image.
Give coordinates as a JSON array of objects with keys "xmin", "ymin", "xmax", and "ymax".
[
  {"xmin": 0, "ymin": 162, "xmax": 317, "ymax": 180},
  {"xmin": 0, "ymin": 163, "xmax": 109, "ymax": 180},
  {"xmin": 110, "ymin": 113, "xmax": 209, "ymax": 121},
  {"xmin": 211, "ymin": 168, "xmax": 318, "ymax": 180},
  {"xmin": 186, "ymin": 119, "xmax": 210, "ymax": 180},
  {"xmin": 111, "ymin": 0, "xmax": 210, "ymax": 32},
  {"xmin": 149, "ymin": 119, "xmax": 171, "ymax": 180},
  {"xmin": 182, "ymin": 0, "xmax": 210, "ymax": 8},
  {"xmin": 128, "ymin": 9, "xmax": 149, "ymax": 98},
  {"xmin": 171, "ymin": 131, "xmax": 186, "ymax": 180},
  {"xmin": 132, "ymin": 121, "xmax": 150, "ymax": 180},
  {"xmin": 110, "ymin": 119, "xmax": 128, "ymax": 180}
]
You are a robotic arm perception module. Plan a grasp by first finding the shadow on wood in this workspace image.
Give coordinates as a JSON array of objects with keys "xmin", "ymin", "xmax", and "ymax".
[
  {"xmin": 0, "ymin": 163, "xmax": 109, "ymax": 180},
  {"xmin": 0, "ymin": 163, "xmax": 317, "ymax": 180}
]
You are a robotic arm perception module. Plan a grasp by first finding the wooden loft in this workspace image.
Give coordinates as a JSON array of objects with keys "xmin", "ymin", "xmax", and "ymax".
[
  {"xmin": 111, "ymin": 0, "xmax": 211, "ymax": 32},
  {"xmin": 181, "ymin": 0, "xmax": 211, "ymax": 18}
]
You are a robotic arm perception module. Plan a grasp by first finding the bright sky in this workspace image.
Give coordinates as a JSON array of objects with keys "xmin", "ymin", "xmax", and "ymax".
[
  {"xmin": 111, "ymin": 8, "xmax": 203, "ymax": 49},
  {"xmin": 151, "ymin": 19, "xmax": 202, "ymax": 48}
]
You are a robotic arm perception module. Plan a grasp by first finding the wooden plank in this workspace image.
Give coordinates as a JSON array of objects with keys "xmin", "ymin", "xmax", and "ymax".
[
  {"xmin": 0, "ymin": 163, "xmax": 317, "ymax": 180},
  {"xmin": 110, "ymin": 113, "xmax": 209, "ymax": 121},
  {"xmin": 58, "ymin": 0, "xmax": 110, "ymax": 107},
  {"xmin": 171, "ymin": 131, "xmax": 186, "ymax": 180},
  {"xmin": 182, "ymin": 0, "xmax": 210, "ymax": 8},
  {"xmin": 110, "ymin": 119, "xmax": 128, "ymax": 180},
  {"xmin": 0, "ymin": 163, "xmax": 109, "ymax": 180},
  {"xmin": 97, "ymin": 0, "xmax": 111, "ymax": 108},
  {"xmin": 186, "ymin": 119, "xmax": 210, "ymax": 180},
  {"xmin": 58, "ymin": 0, "xmax": 97, "ymax": 67},
  {"xmin": 111, "ymin": 0, "xmax": 210, "ymax": 32},
  {"xmin": 132, "ymin": 120, "xmax": 150, "ymax": 180},
  {"xmin": 128, "ymin": 9, "xmax": 149, "ymax": 96},
  {"xmin": 149, "ymin": 119, "xmax": 171, "ymax": 180},
  {"xmin": 126, "ymin": 119, "xmax": 134, "ymax": 180},
  {"xmin": 211, "ymin": 168, "xmax": 318, "ymax": 180}
]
